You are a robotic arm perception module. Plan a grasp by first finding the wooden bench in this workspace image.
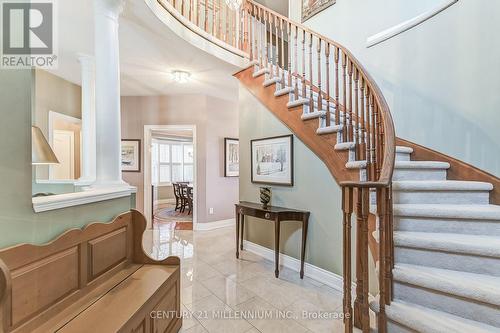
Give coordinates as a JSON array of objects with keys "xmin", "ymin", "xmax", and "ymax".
[{"xmin": 0, "ymin": 210, "xmax": 181, "ymax": 333}]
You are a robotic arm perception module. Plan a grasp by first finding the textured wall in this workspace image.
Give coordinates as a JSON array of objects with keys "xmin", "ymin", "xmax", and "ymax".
[{"xmin": 289, "ymin": 0, "xmax": 500, "ymax": 176}]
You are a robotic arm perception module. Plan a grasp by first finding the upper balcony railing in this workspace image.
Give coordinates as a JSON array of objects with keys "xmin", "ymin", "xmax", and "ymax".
[{"xmin": 157, "ymin": 0, "xmax": 248, "ymax": 57}]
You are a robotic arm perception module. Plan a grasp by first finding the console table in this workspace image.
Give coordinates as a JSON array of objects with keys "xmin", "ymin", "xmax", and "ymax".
[{"xmin": 235, "ymin": 201, "xmax": 310, "ymax": 278}]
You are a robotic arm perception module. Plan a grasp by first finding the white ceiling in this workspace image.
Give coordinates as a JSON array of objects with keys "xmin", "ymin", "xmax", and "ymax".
[{"xmin": 50, "ymin": 0, "xmax": 241, "ymax": 100}]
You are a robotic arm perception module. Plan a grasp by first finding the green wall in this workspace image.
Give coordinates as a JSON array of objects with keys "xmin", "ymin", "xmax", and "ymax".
[
  {"xmin": 0, "ymin": 69, "xmax": 133, "ymax": 248},
  {"xmin": 238, "ymin": 85, "xmax": 344, "ymax": 275}
]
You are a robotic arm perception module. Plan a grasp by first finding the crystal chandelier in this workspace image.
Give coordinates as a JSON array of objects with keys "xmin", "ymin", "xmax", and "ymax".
[{"xmin": 225, "ymin": 0, "xmax": 242, "ymax": 10}]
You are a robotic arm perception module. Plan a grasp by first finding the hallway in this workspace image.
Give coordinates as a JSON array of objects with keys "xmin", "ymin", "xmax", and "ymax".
[{"xmin": 143, "ymin": 226, "xmax": 345, "ymax": 333}]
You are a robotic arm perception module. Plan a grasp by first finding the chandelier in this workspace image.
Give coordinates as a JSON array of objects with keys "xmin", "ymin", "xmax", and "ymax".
[{"xmin": 225, "ymin": 0, "xmax": 242, "ymax": 10}]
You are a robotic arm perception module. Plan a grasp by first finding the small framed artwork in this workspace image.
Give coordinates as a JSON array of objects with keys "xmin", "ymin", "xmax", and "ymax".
[
  {"xmin": 121, "ymin": 139, "xmax": 141, "ymax": 172},
  {"xmin": 251, "ymin": 134, "xmax": 294, "ymax": 186},
  {"xmin": 224, "ymin": 138, "xmax": 239, "ymax": 177},
  {"xmin": 302, "ymin": 0, "xmax": 336, "ymax": 22}
]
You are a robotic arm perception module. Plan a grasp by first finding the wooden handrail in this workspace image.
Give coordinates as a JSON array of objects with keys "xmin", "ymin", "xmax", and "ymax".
[
  {"xmin": 244, "ymin": 2, "xmax": 396, "ymax": 332},
  {"xmin": 247, "ymin": 0, "xmax": 395, "ymax": 186}
]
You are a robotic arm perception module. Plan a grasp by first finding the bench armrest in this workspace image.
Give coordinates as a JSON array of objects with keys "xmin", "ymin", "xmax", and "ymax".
[{"xmin": 131, "ymin": 209, "xmax": 181, "ymax": 266}]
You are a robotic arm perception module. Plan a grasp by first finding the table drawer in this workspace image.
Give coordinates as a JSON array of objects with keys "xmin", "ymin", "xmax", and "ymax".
[{"xmin": 238, "ymin": 207, "xmax": 275, "ymax": 221}]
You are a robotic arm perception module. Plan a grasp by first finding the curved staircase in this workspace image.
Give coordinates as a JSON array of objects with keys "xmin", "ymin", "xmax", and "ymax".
[
  {"xmin": 155, "ymin": 0, "xmax": 500, "ymax": 332},
  {"xmin": 374, "ymin": 145, "xmax": 500, "ymax": 332},
  {"xmin": 237, "ymin": 58, "xmax": 500, "ymax": 333}
]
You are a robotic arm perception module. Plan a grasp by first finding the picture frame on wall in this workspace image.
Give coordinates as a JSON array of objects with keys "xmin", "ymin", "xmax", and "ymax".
[
  {"xmin": 302, "ymin": 0, "xmax": 336, "ymax": 22},
  {"xmin": 251, "ymin": 134, "xmax": 294, "ymax": 186},
  {"xmin": 224, "ymin": 138, "xmax": 239, "ymax": 177},
  {"xmin": 121, "ymin": 139, "xmax": 141, "ymax": 172}
]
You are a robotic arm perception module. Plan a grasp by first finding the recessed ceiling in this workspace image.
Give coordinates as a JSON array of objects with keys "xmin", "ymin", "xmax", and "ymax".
[{"xmin": 49, "ymin": 0, "xmax": 241, "ymax": 101}]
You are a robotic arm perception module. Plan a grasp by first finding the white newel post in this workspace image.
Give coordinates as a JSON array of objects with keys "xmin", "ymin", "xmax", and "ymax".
[
  {"xmin": 76, "ymin": 54, "xmax": 96, "ymax": 185},
  {"xmin": 92, "ymin": 0, "xmax": 128, "ymax": 187}
]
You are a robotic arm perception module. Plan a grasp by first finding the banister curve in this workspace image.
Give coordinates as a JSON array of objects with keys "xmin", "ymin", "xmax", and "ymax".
[
  {"xmin": 247, "ymin": 0, "xmax": 395, "ymax": 185},
  {"xmin": 156, "ymin": 0, "xmax": 395, "ymax": 185}
]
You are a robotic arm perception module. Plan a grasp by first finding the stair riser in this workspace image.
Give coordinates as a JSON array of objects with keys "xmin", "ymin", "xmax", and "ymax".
[
  {"xmin": 386, "ymin": 321, "xmax": 417, "ymax": 333},
  {"xmin": 395, "ymin": 247, "xmax": 500, "ymax": 277},
  {"xmin": 393, "ymin": 169, "xmax": 447, "ymax": 181},
  {"xmin": 393, "ymin": 190, "xmax": 490, "ymax": 205},
  {"xmin": 374, "ymin": 314, "xmax": 417, "ymax": 333},
  {"xmin": 395, "ymin": 151, "xmax": 411, "ymax": 161},
  {"xmin": 393, "ymin": 282, "xmax": 500, "ymax": 328},
  {"xmin": 394, "ymin": 217, "xmax": 500, "ymax": 236}
]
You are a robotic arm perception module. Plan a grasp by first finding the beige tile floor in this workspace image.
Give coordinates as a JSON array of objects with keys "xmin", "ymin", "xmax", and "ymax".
[{"xmin": 143, "ymin": 225, "xmax": 346, "ymax": 333}]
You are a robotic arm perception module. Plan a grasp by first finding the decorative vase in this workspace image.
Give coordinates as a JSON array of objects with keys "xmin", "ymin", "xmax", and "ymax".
[{"xmin": 260, "ymin": 187, "xmax": 271, "ymax": 209}]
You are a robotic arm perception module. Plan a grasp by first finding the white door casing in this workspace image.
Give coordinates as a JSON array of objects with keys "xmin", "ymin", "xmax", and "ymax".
[{"xmin": 50, "ymin": 130, "xmax": 75, "ymax": 180}]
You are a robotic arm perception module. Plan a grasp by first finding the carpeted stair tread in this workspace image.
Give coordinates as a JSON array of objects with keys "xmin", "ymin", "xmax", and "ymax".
[
  {"xmin": 252, "ymin": 67, "xmax": 269, "ymax": 77},
  {"xmin": 334, "ymin": 142, "xmax": 356, "ymax": 150},
  {"xmin": 392, "ymin": 180, "xmax": 493, "ymax": 191},
  {"xmin": 394, "ymin": 231, "xmax": 500, "ymax": 257},
  {"xmin": 396, "ymin": 146, "xmax": 413, "ymax": 154},
  {"xmin": 370, "ymin": 300, "xmax": 499, "ymax": 333},
  {"xmin": 301, "ymin": 110, "xmax": 325, "ymax": 120},
  {"xmin": 395, "ymin": 161, "xmax": 450, "ymax": 169},
  {"xmin": 274, "ymin": 86, "xmax": 294, "ymax": 96},
  {"xmin": 393, "ymin": 263, "xmax": 500, "ymax": 306},
  {"xmin": 286, "ymin": 98, "xmax": 309, "ymax": 108},
  {"xmin": 393, "ymin": 204, "xmax": 500, "ymax": 220},
  {"xmin": 316, "ymin": 124, "xmax": 343, "ymax": 135},
  {"xmin": 263, "ymin": 77, "xmax": 281, "ymax": 87},
  {"xmin": 346, "ymin": 160, "xmax": 367, "ymax": 169}
]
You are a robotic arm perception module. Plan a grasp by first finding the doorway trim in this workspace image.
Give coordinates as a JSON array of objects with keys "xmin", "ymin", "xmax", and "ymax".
[
  {"xmin": 143, "ymin": 125, "xmax": 197, "ymax": 230},
  {"xmin": 47, "ymin": 110, "xmax": 82, "ymax": 181},
  {"xmin": 50, "ymin": 130, "xmax": 75, "ymax": 180}
]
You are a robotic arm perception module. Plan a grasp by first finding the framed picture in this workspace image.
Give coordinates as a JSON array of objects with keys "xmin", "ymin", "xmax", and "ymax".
[
  {"xmin": 121, "ymin": 139, "xmax": 141, "ymax": 172},
  {"xmin": 302, "ymin": 0, "xmax": 336, "ymax": 22},
  {"xmin": 224, "ymin": 138, "xmax": 239, "ymax": 177},
  {"xmin": 251, "ymin": 134, "xmax": 294, "ymax": 186}
]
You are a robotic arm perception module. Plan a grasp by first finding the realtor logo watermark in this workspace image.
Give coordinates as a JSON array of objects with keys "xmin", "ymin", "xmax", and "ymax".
[{"xmin": 1, "ymin": 0, "xmax": 57, "ymax": 69}]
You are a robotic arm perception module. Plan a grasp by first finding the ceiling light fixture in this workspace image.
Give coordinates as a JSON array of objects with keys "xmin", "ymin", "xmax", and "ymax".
[
  {"xmin": 225, "ymin": 0, "xmax": 242, "ymax": 10},
  {"xmin": 171, "ymin": 70, "xmax": 191, "ymax": 84}
]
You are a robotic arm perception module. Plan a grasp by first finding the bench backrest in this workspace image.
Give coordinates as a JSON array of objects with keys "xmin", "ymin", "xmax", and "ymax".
[{"xmin": 0, "ymin": 210, "xmax": 172, "ymax": 333}]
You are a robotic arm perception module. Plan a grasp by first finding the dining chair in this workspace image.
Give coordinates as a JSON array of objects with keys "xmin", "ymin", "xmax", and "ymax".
[
  {"xmin": 186, "ymin": 187, "xmax": 193, "ymax": 215},
  {"xmin": 172, "ymin": 183, "xmax": 182, "ymax": 211},
  {"xmin": 179, "ymin": 183, "xmax": 189, "ymax": 213}
]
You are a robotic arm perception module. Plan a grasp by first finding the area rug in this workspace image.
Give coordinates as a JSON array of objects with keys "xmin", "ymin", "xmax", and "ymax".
[{"xmin": 154, "ymin": 206, "xmax": 192, "ymax": 223}]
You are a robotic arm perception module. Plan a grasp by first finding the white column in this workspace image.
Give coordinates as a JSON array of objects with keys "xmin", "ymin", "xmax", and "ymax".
[
  {"xmin": 75, "ymin": 54, "xmax": 96, "ymax": 186},
  {"xmin": 92, "ymin": 0, "xmax": 127, "ymax": 187}
]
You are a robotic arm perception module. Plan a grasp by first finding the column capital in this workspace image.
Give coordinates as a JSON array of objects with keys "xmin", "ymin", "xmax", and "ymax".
[{"xmin": 94, "ymin": 0, "xmax": 126, "ymax": 21}]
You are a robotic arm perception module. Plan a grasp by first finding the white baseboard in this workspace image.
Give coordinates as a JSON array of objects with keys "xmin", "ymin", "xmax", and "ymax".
[
  {"xmin": 194, "ymin": 218, "xmax": 235, "ymax": 231},
  {"xmin": 243, "ymin": 240, "xmax": 356, "ymax": 294}
]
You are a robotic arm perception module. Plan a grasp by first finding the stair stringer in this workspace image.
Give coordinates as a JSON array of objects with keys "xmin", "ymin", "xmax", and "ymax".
[{"xmin": 234, "ymin": 66, "xmax": 360, "ymax": 184}]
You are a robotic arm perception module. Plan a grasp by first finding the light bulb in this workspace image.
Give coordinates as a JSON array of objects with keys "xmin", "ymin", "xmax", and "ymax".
[{"xmin": 171, "ymin": 70, "xmax": 191, "ymax": 84}]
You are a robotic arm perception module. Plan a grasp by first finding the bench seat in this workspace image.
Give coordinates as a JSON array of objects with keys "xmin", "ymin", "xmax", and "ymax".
[
  {"xmin": 0, "ymin": 210, "xmax": 181, "ymax": 333},
  {"xmin": 57, "ymin": 265, "xmax": 178, "ymax": 333}
]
